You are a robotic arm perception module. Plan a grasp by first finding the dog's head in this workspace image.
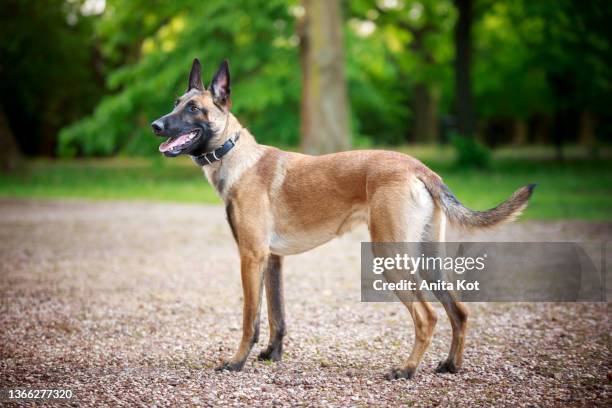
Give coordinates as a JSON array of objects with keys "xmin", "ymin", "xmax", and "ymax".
[{"xmin": 151, "ymin": 59, "xmax": 232, "ymax": 157}]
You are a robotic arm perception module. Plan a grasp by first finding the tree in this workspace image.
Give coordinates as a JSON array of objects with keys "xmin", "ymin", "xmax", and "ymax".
[
  {"xmin": 299, "ymin": 0, "xmax": 350, "ymax": 154},
  {"xmin": 0, "ymin": 106, "xmax": 21, "ymax": 171},
  {"xmin": 351, "ymin": 0, "xmax": 455, "ymax": 144},
  {"xmin": 472, "ymin": 0, "xmax": 611, "ymax": 150},
  {"xmin": 529, "ymin": 0, "xmax": 612, "ymax": 152},
  {"xmin": 378, "ymin": 1, "xmax": 453, "ymax": 144},
  {"xmin": 59, "ymin": 0, "xmax": 401, "ymax": 156},
  {"xmin": 0, "ymin": 0, "xmax": 103, "ymax": 156},
  {"xmin": 60, "ymin": 0, "xmax": 301, "ymax": 156},
  {"xmin": 453, "ymin": 0, "xmax": 475, "ymax": 137},
  {"xmin": 472, "ymin": 0, "xmax": 554, "ymax": 145}
]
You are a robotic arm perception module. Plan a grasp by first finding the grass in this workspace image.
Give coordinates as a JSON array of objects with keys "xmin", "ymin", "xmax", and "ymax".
[
  {"xmin": 0, "ymin": 156, "xmax": 219, "ymax": 204},
  {"xmin": 403, "ymin": 146, "xmax": 612, "ymax": 221},
  {"xmin": 0, "ymin": 145, "xmax": 610, "ymax": 220}
]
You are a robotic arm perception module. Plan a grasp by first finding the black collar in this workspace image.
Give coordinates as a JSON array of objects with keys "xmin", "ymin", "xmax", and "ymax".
[{"xmin": 192, "ymin": 131, "xmax": 240, "ymax": 166}]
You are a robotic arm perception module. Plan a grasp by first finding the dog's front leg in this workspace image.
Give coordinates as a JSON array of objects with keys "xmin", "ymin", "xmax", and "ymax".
[{"xmin": 215, "ymin": 249, "xmax": 267, "ymax": 372}]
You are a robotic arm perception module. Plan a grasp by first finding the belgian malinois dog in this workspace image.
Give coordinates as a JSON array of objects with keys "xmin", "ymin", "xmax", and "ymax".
[{"xmin": 151, "ymin": 59, "xmax": 535, "ymax": 379}]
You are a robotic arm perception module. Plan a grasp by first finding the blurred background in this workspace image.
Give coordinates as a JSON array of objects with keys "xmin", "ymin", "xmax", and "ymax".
[{"xmin": 1, "ymin": 0, "xmax": 610, "ymax": 220}]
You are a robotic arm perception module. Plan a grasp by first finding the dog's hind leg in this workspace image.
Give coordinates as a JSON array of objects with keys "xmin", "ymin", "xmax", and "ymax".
[
  {"xmin": 427, "ymin": 207, "xmax": 469, "ymax": 374},
  {"xmin": 369, "ymin": 180, "xmax": 437, "ymax": 380},
  {"xmin": 383, "ymin": 298, "xmax": 438, "ymax": 380},
  {"xmin": 433, "ymin": 289, "xmax": 468, "ymax": 373},
  {"xmin": 258, "ymin": 254, "xmax": 286, "ymax": 362}
]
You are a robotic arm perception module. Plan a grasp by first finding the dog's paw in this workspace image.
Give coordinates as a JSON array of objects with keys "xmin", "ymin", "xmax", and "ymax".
[
  {"xmin": 384, "ymin": 367, "xmax": 415, "ymax": 380},
  {"xmin": 257, "ymin": 345, "xmax": 282, "ymax": 362},
  {"xmin": 214, "ymin": 361, "xmax": 245, "ymax": 372},
  {"xmin": 435, "ymin": 359, "xmax": 459, "ymax": 374}
]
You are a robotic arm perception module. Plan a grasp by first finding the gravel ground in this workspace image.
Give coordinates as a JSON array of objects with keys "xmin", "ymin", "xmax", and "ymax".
[{"xmin": 0, "ymin": 199, "xmax": 610, "ymax": 407}]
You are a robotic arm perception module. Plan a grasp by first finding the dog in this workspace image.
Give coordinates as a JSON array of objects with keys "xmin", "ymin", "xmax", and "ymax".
[{"xmin": 151, "ymin": 58, "xmax": 535, "ymax": 379}]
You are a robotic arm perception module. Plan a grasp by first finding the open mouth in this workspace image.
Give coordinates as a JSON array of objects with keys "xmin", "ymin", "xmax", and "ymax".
[{"xmin": 159, "ymin": 129, "xmax": 201, "ymax": 154}]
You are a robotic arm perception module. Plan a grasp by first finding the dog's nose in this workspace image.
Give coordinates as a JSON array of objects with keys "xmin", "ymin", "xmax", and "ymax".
[{"xmin": 151, "ymin": 120, "xmax": 164, "ymax": 134}]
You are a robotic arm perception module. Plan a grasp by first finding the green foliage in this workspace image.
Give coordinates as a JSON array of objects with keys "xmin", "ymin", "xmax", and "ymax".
[
  {"xmin": 61, "ymin": 0, "xmax": 455, "ymax": 155},
  {"xmin": 96, "ymin": 0, "xmax": 186, "ymax": 66},
  {"xmin": 349, "ymin": 0, "xmax": 456, "ymax": 142},
  {"xmin": 53, "ymin": 0, "xmax": 612, "ymax": 156},
  {"xmin": 344, "ymin": 21, "xmax": 409, "ymax": 145},
  {"xmin": 0, "ymin": 0, "xmax": 103, "ymax": 155},
  {"xmin": 473, "ymin": 0, "xmax": 553, "ymax": 119},
  {"xmin": 473, "ymin": 0, "xmax": 612, "ymax": 120},
  {"xmin": 59, "ymin": 0, "xmax": 413, "ymax": 155},
  {"xmin": 450, "ymin": 133, "xmax": 491, "ymax": 168},
  {"xmin": 524, "ymin": 0, "xmax": 612, "ymax": 114},
  {"xmin": 59, "ymin": 0, "xmax": 301, "ymax": 156}
]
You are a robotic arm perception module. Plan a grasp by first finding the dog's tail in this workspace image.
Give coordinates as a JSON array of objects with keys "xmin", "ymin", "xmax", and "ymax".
[{"xmin": 419, "ymin": 173, "xmax": 536, "ymax": 230}]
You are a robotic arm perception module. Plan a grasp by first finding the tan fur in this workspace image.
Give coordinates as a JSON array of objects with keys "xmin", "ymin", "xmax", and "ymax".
[{"xmin": 185, "ymin": 95, "xmax": 532, "ymax": 377}]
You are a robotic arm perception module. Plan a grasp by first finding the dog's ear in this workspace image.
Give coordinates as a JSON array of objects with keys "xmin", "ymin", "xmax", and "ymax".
[
  {"xmin": 187, "ymin": 58, "xmax": 204, "ymax": 92},
  {"xmin": 210, "ymin": 59, "xmax": 231, "ymax": 107}
]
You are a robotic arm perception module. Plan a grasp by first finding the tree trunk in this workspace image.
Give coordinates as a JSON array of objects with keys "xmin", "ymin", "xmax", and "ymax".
[
  {"xmin": 532, "ymin": 114, "xmax": 551, "ymax": 144},
  {"xmin": 413, "ymin": 83, "xmax": 440, "ymax": 144},
  {"xmin": 552, "ymin": 110, "xmax": 569, "ymax": 161},
  {"xmin": 512, "ymin": 118, "xmax": 527, "ymax": 145},
  {"xmin": 299, "ymin": 0, "xmax": 350, "ymax": 154},
  {"xmin": 578, "ymin": 110, "xmax": 596, "ymax": 147},
  {"xmin": 454, "ymin": 0, "xmax": 475, "ymax": 137},
  {"xmin": 0, "ymin": 106, "xmax": 22, "ymax": 172}
]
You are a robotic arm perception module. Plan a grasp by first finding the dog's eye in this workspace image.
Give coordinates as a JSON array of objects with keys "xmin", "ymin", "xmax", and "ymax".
[{"xmin": 189, "ymin": 105, "xmax": 200, "ymax": 112}]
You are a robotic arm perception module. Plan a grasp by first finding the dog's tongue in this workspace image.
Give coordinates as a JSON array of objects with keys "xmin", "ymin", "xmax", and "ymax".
[{"xmin": 159, "ymin": 134, "xmax": 191, "ymax": 153}]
